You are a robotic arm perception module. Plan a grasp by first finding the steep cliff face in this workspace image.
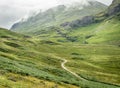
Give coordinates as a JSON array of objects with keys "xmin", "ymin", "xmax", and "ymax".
[
  {"xmin": 60, "ymin": 16, "xmax": 95, "ymax": 28},
  {"xmin": 109, "ymin": 0, "xmax": 120, "ymax": 8},
  {"xmin": 107, "ymin": 0, "xmax": 120, "ymax": 16}
]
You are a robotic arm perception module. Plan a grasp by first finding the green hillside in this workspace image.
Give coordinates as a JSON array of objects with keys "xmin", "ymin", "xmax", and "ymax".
[
  {"xmin": 29, "ymin": 13, "xmax": 120, "ymax": 45},
  {"xmin": 0, "ymin": 26, "xmax": 120, "ymax": 88},
  {"xmin": 65, "ymin": 13, "xmax": 120, "ymax": 45},
  {"xmin": 0, "ymin": 28, "xmax": 80, "ymax": 88},
  {"xmin": 0, "ymin": 0, "xmax": 120, "ymax": 88}
]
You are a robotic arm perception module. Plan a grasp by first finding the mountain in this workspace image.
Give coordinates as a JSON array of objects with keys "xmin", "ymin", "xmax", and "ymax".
[
  {"xmin": 10, "ymin": 0, "xmax": 120, "ymax": 45},
  {"xmin": 11, "ymin": 0, "xmax": 107, "ymax": 33},
  {"xmin": 60, "ymin": 0, "xmax": 120, "ymax": 28},
  {"xmin": 107, "ymin": 0, "xmax": 120, "ymax": 16},
  {"xmin": 53, "ymin": 0, "xmax": 120, "ymax": 45},
  {"xmin": 108, "ymin": 0, "xmax": 120, "ymax": 9}
]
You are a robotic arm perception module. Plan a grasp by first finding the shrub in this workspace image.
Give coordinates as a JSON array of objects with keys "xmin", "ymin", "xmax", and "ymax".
[
  {"xmin": 0, "ymin": 48, "xmax": 11, "ymax": 53},
  {"xmin": 71, "ymin": 53, "xmax": 80, "ymax": 55},
  {"xmin": 4, "ymin": 42, "xmax": 21, "ymax": 48}
]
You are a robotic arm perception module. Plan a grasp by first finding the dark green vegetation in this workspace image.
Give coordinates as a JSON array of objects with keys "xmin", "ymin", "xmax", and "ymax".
[{"xmin": 0, "ymin": 0, "xmax": 120, "ymax": 88}]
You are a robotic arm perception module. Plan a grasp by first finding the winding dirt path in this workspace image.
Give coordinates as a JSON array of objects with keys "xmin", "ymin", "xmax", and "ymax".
[
  {"xmin": 61, "ymin": 59, "xmax": 85, "ymax": 80},
  {"xmin": 51, "ymin": 55, "xmax": 120, "ymax": 88}
]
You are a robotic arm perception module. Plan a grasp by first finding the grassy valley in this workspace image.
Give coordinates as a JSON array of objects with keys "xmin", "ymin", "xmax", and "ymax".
[
  {"xmin": 0, "ymin": 27, "xmax": 120, "ymax": 88},
  {"xmin": 0, "ymin": 28, "xmax": 80, "ymax": 88},
  {"xmin": 0, "ymin": 0, "xmax": 120, "ymax": 88}
]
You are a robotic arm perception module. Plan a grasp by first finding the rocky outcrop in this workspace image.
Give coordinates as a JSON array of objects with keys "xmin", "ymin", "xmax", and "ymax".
[
  {"xmin": 107, "ymin": 4, "xmax": 120, "ymax": 16},
  {"xmin": 60, "ymin": 22, "xmax": 70, "ymax": 27},
  {"xmin": 107, "ymin": 0, "xmax": 120, "ymax": 16},
  {"xmin": 11, "ymin": 23, "xmax": 20, "ymax": 30},
  {"xmin": 70, "ymin": 16, "xmax": 95, "ymax": 28},
  {"xmin": 60, "ymin": 16, "xmax": 95, "ymax": 28}
]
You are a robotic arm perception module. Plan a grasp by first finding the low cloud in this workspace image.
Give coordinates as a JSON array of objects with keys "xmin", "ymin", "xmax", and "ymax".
[{"xmin": 0, "ymin": 0, "xmax": 59, "ymax": 29}]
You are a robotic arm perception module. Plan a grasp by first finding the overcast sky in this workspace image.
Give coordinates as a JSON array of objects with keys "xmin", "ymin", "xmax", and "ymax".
[{"xmin": 0, "ymin": 0, "xmax": 113, "ymax": 29}]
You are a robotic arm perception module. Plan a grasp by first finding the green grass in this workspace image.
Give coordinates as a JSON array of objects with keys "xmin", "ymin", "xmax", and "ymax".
[
  {"xmin": 0, "ymin": 14, "xmax": 120, "ymax": 88},
  {"xmin": 87, "ymin": 16, "xmax": 120, "ymax": 45},
  {"xmin": 65, "ymin": 14, "xmax": 120, "ymax": 45},
  {"xmin": 0, "ymin": 28, "xmax": 80, "ymax": 88}
]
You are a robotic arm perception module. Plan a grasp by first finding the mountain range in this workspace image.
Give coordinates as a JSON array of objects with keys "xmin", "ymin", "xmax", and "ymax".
[
  {"xmin": 11, "ymin": 0, "xmax": 120, "ymax": 45},
  {"xmin": 11, "ymin": 0, "xmax": 107, "ymax": 33}
]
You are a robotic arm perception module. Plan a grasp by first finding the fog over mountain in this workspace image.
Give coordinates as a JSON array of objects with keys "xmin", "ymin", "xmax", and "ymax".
[
  {"xmin": 0, "ymin": 0, "xmax": 113, "ymax": 29},
  {"xmin": 59, "ymin": 0, "xmax": 113, "ymax": 5},
  {"xmin": 58, "ymin": 0, "xmax": 91, "ymax": 6}
]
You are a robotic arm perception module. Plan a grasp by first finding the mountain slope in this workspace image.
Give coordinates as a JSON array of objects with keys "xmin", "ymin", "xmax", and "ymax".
[
  {"xmin": 107, "ymin": 0, "xmax": 120, "ymax": 16},
  {"xmin": 38, "ymin": 0, "xmax": 120, "ymax": 45},
  {"xmin": 67, "ymin": 0, "xmax": 120, "ymax": 45},
  {"xmin": 1, "ymin": 28, "xmax": 120, "ymax": 88},
  {"xmin": 0, "ymin": 28, "xmax": 80, "ymax": 88},
  {"xmin": 65, "ymin": 13, "xmax": 120, "ymax": 45},
  {"xmin": 11, "ymin": 1, "xmax": 107, "ymax": 33}
]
